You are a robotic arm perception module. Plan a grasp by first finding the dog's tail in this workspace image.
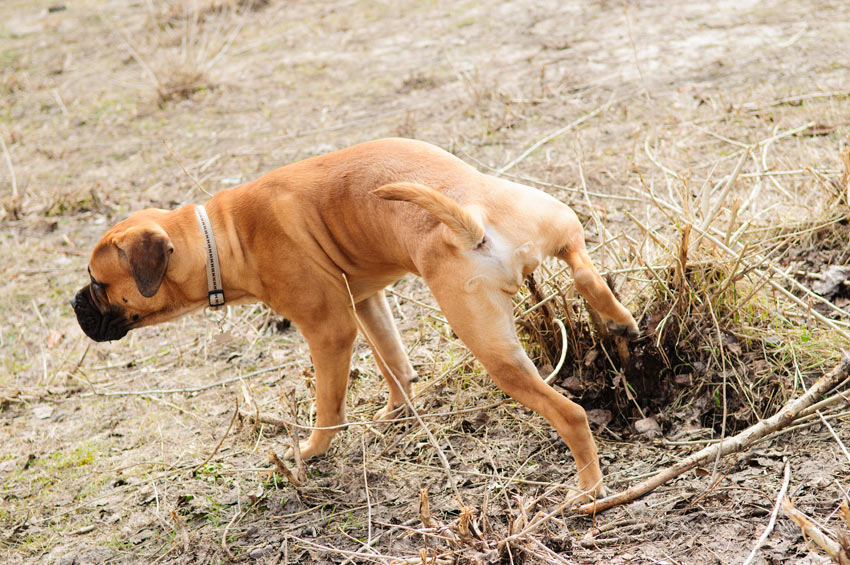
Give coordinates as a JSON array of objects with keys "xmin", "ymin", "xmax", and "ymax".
[{"xmin": 372, "ymin": 182, "xmax": 485, "ymax": 249}]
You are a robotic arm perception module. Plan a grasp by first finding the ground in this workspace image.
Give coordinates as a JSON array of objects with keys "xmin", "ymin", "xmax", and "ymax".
[{"xmin": 1, "ymin": 0, "xmax": 850, "ymax": 563}]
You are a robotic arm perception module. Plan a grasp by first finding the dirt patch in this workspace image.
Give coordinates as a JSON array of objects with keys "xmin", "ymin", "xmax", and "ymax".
[{"xmin": 2, "ymin": 0, "xmax": 850, "ymax": 563}]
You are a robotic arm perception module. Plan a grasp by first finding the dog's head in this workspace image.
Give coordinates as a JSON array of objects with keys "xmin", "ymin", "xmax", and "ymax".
[{"xmin": 71, "ymin": 211, "xmax": 177, "ymax": 342}]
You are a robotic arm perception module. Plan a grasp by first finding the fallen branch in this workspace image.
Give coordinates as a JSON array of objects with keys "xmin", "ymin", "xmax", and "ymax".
[
  {"xmin": 782, "ymin": 497, "xmax": 850, "ymax": 564},
  {"xmin": 578, "ymin": 353, "xmax": 850, "ymax": 514}
]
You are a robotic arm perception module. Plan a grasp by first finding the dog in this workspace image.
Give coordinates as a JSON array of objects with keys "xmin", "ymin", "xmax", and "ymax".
[{"xmin": 71, "ymin": 138, "xmax": 638, "ymax": 498}]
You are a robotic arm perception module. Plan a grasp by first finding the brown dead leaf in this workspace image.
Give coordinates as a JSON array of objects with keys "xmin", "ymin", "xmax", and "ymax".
[
  {"xmin": 586, "ymin": 408, "xmax": 613, "ymax": 430},
  {"xmin": 562, "ymin": 376, "xmax": 583, "ymax": 393}
]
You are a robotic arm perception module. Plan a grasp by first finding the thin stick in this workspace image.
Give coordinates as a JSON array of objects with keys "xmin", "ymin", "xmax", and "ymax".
[
  {"xmin": 796, "ymin": 355, "xmax": 850, "ymax": 465},
  {"xmin": 361, "ymin": 434, "xmax": 373, "ymax": 549},
  {"xmin": 171, "ymin": 510, "xmax": 191, "ymax": 553},
  {"xmin": 268, "ymin": 449, "xmax": 302, "ymax": 488},
  {"xmin": 624, "ymin": 1, "xmax": 650, "ymax": 102},
  {"xmin": 782, "ymin": 497, "xmax": 850, "ymax": 564},
  {"xmin": 79, "ymin": 362, "xmax": 294, "ymax": 397},
  {"xmin": 696, "ymin": 147, "xmax": 751, "ymax": 238},
  {"xmin": 290, "ymin": 535, "xmax": 429, "ymax": 563},
  {"xmin": 501, "ymin": 472, "xmax": 602, "ymax": 546},
  {"xmin": 799, "ymin": 381, "xmax": 850, "ymax": 417},
  {"xmin": 498, "ymin": 97, "xmax": 619, "ymax": 174},
  {"xmin": 816, "ymin": 408, "xmax": 850, "ymax": 465},
  {"xmin": 220, "ymin": 481, "xmax": 242, "ymax": 561},
  {"xmin": 742, "ymin": 461, "xmax": 791, "ymax": 565},
  {"xmin": 103, "ymin": 14, "xmax": 163, "ymax": 92},
  {"xmin": 741, "ymin": 90, "xmax": 849, "ymax": 110},
  {"xmin": 543, "ymin": 319, "xmax": 568, "ymax": 385},
  {"xmin": 192, "ymin": 398, "xmax": 239, "ymax": 474},
  {"xmin": 341, "ymin": 273, "xmax": 462, "ymax": 502},
  {"xmin": 577, "ymin": 353, "xmax": 850, "ymax": 514},
  {"xmin": 282, "ymin": 389, "xmax": 306, "ymax": 482},
  {"xmin": 162, "ymin": 140, "xmax": 214, "ymax": 197},
  {"xmin": 337, "ymin": 518, "xmax": 420, "ymax": 565}
]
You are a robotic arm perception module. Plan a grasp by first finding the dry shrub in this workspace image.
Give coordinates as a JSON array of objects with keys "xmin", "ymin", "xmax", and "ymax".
[
  {"xmin": 145, "ymin": 0, "xmax": 268, "ymax": 29},
  {"xmin": 516, "ymin": 146, "xmax": 850, "ymax": 439},
  {"xmin": 156, "ymin": 68, "xmax": 210, "ymax": 104},
  {"xmin": 114, "ymin": 0, "xmax": 257, "ymax": 105}
]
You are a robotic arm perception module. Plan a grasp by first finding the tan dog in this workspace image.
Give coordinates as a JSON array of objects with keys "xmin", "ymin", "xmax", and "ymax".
[{"xmin": 71, "ymin": 138, "xmax": 638, "ymax": 497}]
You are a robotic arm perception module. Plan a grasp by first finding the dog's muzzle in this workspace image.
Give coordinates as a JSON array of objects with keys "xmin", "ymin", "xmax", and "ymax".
[{"xmin": 71, "ymin": 285, "xmax": 130, "ymax": 342}]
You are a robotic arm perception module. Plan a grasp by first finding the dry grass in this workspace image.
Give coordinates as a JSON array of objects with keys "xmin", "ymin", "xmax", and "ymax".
[{"xmin": 2, "ymin": 0, "xmax": 850, "ymax": 563}]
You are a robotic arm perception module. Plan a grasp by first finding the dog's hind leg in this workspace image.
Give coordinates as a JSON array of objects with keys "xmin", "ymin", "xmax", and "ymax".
[
  {"xmin": 426, "ymin": 279, "xmax": 605, "ymax": 499},
  {"xmin": 287, "ymin": 310, "xmax": 358, "ymax": 460},
  {"xmin": 354, "ymin": 290, "xmax": 418, "ymax": 420},
  {"xmin": 559, "ymin": 245, "xmax": 638, "ymax": 337}
]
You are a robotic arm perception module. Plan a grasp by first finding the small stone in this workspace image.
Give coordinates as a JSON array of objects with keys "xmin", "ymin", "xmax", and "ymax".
[
  {"xmin": 634, "ymin": 416, "xmax": 661, "ymax": 436},
  {"xmin": 249, "ymin": 547, "xmax": 272, "ymax": 560},
  {"xmin": 33, "ymin": 405, "xmax": 54, "ymax": 419}
]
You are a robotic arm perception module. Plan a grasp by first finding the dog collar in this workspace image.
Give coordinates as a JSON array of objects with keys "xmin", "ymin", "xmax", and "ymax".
[{"xmin": 194, "ymin": 205, "xmax": 226, "ymax": 310}]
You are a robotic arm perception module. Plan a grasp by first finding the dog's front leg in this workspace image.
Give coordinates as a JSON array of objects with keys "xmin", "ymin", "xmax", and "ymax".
[
  {"xmin": 286, "ymin": 312, "xmax": 358, "ymax": 460},
  {"xmin": 354, "ymin": 291, "xmax": 418, "ymax": 420}
]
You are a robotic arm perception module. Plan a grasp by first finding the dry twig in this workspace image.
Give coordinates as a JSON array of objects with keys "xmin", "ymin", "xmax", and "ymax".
[
  {"xmin": 742, "ymin": 460, "xmax": 791, "ymax": 565},
  {"xmin": 498, "ymin": 96, "xmax": 620, "ymax": 174},
  {"xmin": 342, "ymin": 273, "xmax": 463, "ymax": 502},
  {"xmin": 782, "ymin": 497, "xmax": 850, "ymax": 564},
  {"xmin": 80, "ymin": 362, "xmax": 294, "ymax": 397},
  {"xmin": 192, "ymin": 397, "xmax": 239, "ymax": 475}
]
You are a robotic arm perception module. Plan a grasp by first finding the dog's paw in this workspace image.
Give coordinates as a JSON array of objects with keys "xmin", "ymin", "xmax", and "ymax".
[
  {"xmin": 284, "ymin": 436, "xmax": 330, "ymax": 460},
  {"xmin": 374, "ymin": 403, "xmax": 408, "ymax": 422},
  {"xmin": 607, "ymin": 320, "xmax": 639, "ymax": 339},
  {"xmin": 570, "ymin": 482, "xmax": 608, "ymax": 505}
]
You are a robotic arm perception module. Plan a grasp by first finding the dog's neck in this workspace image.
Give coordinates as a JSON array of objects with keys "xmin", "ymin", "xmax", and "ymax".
[{"xmin": 163, "ymin": 203, "xmax": 258, "ymax": 310}]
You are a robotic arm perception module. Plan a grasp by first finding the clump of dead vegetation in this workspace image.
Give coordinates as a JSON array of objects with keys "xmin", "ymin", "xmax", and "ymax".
[
  {"xmin": 518, "ymin": 137, "xmax": 850, "ymax": 446},
  {"xmin": 110, "ymin": 0, "xmax": 264, "ymax": 105}
]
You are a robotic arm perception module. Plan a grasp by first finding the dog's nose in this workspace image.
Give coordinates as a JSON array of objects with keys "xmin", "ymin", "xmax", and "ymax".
[{"xmin": 70, "ymin": 296, "xmax": 77, "ymax": 309}]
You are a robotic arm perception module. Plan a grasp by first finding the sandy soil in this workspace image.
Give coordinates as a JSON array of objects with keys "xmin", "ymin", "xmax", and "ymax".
[{"xmin": 1, "ymin": 0, "xmax": 849, "ymax": 563}]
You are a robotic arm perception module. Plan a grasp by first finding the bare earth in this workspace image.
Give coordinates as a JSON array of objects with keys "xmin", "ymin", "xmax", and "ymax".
[{"xmin": 2, "ymin": 0, "xmax": 850, "ymax": 563}]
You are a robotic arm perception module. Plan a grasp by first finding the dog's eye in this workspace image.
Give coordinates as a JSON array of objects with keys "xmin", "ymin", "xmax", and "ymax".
[{"xmin": 90, "ymin": 279, "xmax": 108, "ymax": 302}]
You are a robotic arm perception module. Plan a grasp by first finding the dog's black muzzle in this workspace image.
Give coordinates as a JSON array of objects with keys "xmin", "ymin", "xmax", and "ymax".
[{"xmin": 71, "ymin": 285, "xmax": 130, "ymax": 342}]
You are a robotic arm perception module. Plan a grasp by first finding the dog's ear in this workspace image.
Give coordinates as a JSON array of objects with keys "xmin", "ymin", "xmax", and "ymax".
[{"xmin": 113, "ymin": 226, "xmax": 174, "ymax": 298}]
